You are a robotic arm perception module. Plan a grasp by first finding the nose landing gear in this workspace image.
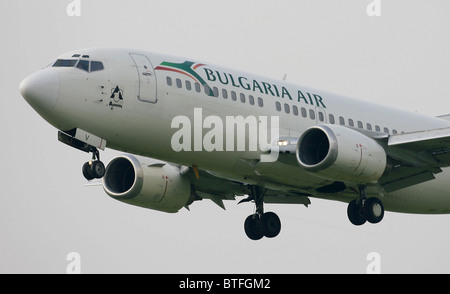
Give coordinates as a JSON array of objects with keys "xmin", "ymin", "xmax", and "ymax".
[
  {"xmin": 82, "ymin": 148, "xmax": 105, "ymax": 181},
  {"xmin": 57, "ymin": 130, "xmax": 106, "ymax": 181}
]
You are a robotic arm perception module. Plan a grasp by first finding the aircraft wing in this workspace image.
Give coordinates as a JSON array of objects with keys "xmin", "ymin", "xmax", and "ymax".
[
  {"xmin": 182, "ymin": 166, "xmax": 310, "ymax": 209},
  {"xmin": 387, "ymin": 127, "xmax": 450, "ymax": 165},
  {"xmin": 377, "ymin": 127, "xmax": 450, "ymax": 192},
  {"xmin": 271, "ymin": 127, "xmax": 450, "ymax": 193}
]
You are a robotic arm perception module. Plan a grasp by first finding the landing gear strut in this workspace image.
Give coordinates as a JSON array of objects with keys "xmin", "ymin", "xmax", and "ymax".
[
  {"xmin": 81, "ymin": 148, "xmax": 105, "ymax": 181},
  {"xmin": 347, "ymin": 185, "xmax": 384, "ymax": 226},
  {"xmin": 241, "ymin": 186, "xmax": 281, "ymax": 240},
  {"xmin": 57, "ymin": 130, "xmax": 106, "ymax": 181}
]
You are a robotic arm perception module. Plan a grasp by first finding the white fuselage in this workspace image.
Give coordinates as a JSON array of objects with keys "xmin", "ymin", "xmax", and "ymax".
[{"xmin": 23, "ymin": 47, "xmax": 450, "ymax": 214}]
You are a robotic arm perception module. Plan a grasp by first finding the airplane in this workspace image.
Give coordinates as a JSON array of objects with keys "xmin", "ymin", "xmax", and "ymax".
[{"xmin": 19, "ymin": 47, "xmax": 450, "ymax": 240}]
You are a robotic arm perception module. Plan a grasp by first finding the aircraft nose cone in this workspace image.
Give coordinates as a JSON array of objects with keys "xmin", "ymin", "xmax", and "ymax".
[{"xmin": 20, "ymin": 69, "xmax": 59, "ymax": 114}]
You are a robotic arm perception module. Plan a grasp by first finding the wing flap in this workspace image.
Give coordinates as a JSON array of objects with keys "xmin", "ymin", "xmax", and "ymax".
[
  {"xmin": 387, "ymin": 127, "xmax": 450, "ymax": 166},
  {"xmin": 388, "ymin": 127, "xmax": 450, "ymax": 151},
  {"xmin": 376, "ymin": 127, "xmax": 450, "ymax": 191},
  {"xmin": 379, "ymin": 167, "xmax": 440, "ymax": 192}
]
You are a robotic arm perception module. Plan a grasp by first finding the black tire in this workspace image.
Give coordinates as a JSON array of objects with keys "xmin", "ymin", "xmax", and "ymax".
[
  {"xmin": 90, "ymin": 161, "xmax": 105, "ymax": 179},
  {"xmin": 262, "ymin": 212, "xmax": 281, "ymax": 238},
  {"xmin": 347, "ymin": 200, "xmax": 366, "ymax": 226},
  {"xmin": 364, "ymin": 197, "xmax": 384, "ymax": 224},
  {"xmin": 244, "ymin": 214, "xmax": 264, "ymax": 241},
  {"xmin": 82, "ymin": 162, "xmax": 94, "ymax": 181}
]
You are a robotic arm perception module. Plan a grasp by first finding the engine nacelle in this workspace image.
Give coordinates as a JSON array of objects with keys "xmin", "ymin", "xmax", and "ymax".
[
  {"xmin": 296, "ymin": 124, "xmax": 387, "ymax": 183},
  {"xmin": 102, "ymin": 154, "xmax": 191, "ymax": 213}
]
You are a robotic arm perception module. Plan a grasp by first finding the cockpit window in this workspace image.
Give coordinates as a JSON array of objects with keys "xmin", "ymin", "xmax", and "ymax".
[
  {"xmin": 90, "ymin": 61, "xmax": 104, "ymax": 72},
  {"xmin": 76, "ymin": 60, "xmax": 90, "ymax": 72},
  {"xmin": 52, "ymin": 59, "xmax": 104, "ymax": 72},
  {"xmin": 53, "ymin": 59, "xmax": 78, "ymax": 67}
]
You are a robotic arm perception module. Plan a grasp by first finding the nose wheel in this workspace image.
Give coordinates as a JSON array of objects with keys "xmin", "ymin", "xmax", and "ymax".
[
  {"xmin": 82, "ymin": 148, "xmax": 105, "ymax": 180},
  {"xmin": 57, "ymin": 130, "xmax": 106, "ymax": 181},
  {"xmin": 240, "ymin": 186, "xmax": 281, "ymax": 240}
]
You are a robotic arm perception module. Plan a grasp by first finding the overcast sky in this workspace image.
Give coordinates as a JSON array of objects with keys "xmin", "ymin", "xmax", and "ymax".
[{"xmin": 2, "ymin": 0, "xmax": 450, "ymax": 274}]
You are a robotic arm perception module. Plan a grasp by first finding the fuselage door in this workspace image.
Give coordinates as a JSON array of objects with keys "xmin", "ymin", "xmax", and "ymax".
[
  {"xmin": 315, "ymin": 106, "xmax": 327, "ymax": 125},
  {"xmin": 130, "ymin": 53, "xmax": 157, "ymax": 103}
]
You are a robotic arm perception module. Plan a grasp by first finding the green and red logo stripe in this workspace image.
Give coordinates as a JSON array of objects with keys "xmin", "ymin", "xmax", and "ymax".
[{"xmin": 155, "ymin": 61, "xmax": 208, "ymax": 86}]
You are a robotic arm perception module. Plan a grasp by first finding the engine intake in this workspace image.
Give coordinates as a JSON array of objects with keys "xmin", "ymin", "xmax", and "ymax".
[
  {"xmin": 102, "ymin": 154, "xmax": 191, "ymax": 213},
  {"xmin": 296, "ymin": 125, "xmax": 387, "ymax": 183}
]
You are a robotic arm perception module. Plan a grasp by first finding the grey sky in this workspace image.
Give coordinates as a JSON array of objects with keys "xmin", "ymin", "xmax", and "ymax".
[{"xmin": 2, "ymin": 0, "xmax": 450, "ymax": 273}]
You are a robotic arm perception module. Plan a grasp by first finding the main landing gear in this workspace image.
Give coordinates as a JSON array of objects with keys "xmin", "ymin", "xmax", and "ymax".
[
  {"xmin": 240, "ymin": 186, "xmax": 281, "ymax": 240},
  {"xmin": 82, "ymin": 148, "xmax": 105, "ymax": 181},
  {"xmin": 347, "ymin": 185, "xmax": 384, "ymax": 226}
]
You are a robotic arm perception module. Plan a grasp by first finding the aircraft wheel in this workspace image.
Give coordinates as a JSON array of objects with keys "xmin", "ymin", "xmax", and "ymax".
[
  {"xmin": 82, "ymin": 160, "xmax": 105, "ymax": 180},
  {"xmin": 91, "ymin": 160, "xmax": 105, "ymax": 178},
  {"xmin": 262, "ymin": 212, "xmax": 281, "ymax": 238},
  {"xmin": 347, "ymin": 200, "xmax": 366, "ymax": 226},
  {"xmin": 82, "ymin": 161, "xmax": 94, "ymax": 181},
  {"xmin": 364, "ymin": 197, "xmax": 384, "ymax": 224},
  {"xmin": 244, "ymin": 214, "xmax": 264, "ymax": 241}
]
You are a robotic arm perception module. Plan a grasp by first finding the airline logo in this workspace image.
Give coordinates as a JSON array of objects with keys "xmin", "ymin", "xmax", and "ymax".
[
  {"xmin": 155, "ymin": 60, "xmax": 327, "ymax": 108},
  {"xmin": 155, "ymin": 62, "xmax": 280, "ymax": 162},
  {"xmin": 155, "ymin": 61, "xmax": 209, "ymax": 86}
]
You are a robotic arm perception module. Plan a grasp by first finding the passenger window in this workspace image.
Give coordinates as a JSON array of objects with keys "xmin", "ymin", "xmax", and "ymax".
[
  {"xmin": 293, "ymin": 105, "xmax": 299, "ymax": 116},
  {"xmin": 393, "ymin": 129, "xmax": 398, "ymax": 135},
  {"xmin": 90, "ymin": 61, "xmax": 104, "ymax": 72},
  {"xmin": 185, "ymin": 80, "xmax": 192, "ymax": 91},
  {"xmin": 309, "ymin": 109, "xmax": 315, "ymax": 120},
  {"xmin": 384, "ymin": 127, "xmax": 389, "ymax": 134},
  {"xmin": 213, "ymin": 87, "xmax": 219, "ymax": 97},
  {"xmin": 166, "ymin": 77, "xmax": 173, "ymax": 86},
  {"xmin": 357, "ymin": 121, "xmax": 363, "ymax": 129},
  {"xmin": 284, "ymin": 103, "xmax": 290, "ymax": 114},
  {"xmin": 231, "ymin": 91, "xmax": 237, "ymax": 101},
  {"xmin": 339, "ymin": 116, "xmax": 345, "ymax": 126},
  {"xmin": 257, "ymin": 97, "xmax": 264, "ymax": 107},
  {"xmin": 204, "ymin": 85, "xmax": 212, "ymax": 95},
  {"xmin": 176, "ymin": 78, "xmax": 182, "ymax": 88},
  {"xmin": 348, "ymin": 119, "xmax": 354, "ymax": 127},
  {"xmin": 240, "ymin": 93, "xmax": 246, "ymax": 103},
  {"xmin": 329, "ymin": 114, "xmax": 335, "ymax": 124},
  {"xmin": 367, "ymin": 123, "xmax": 372, "ymax": 131},
  {"xmin": 275, "ymin": 102, "xmax": 281, "ymax": 112},
  {"xmin": 318, "ymin": 112, "xmax": 324, "ymax": 122},
  {"xmin": 301, "ymin": 107, "xmax": 307, "ymax": 118},
  {"xmin": 222, "ymin": 89, "xmax": 228, "ymax": 99},
  {"xmin": 195, "ymin": 83, "xmax": 201, "ymax": 93},
  {"xmin": 249, "ymin": 95, "xmax": 255, "ymax": 105},
  {"xmin": 375, "ymin": 125, "xmax": 381, "ymax": 132}
]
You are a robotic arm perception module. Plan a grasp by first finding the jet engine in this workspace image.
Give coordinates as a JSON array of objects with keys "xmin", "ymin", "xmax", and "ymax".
[
  {"xmin": 102, "ymin": 154, "xmax": 192, "ymax": 213},
  {"xmin": 296, "ymin": 124, "xmax": 387, "ymax": 183}
]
